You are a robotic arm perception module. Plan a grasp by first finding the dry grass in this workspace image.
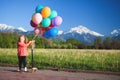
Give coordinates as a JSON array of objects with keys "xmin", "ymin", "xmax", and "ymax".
[{"xmin": 0, "ymin": 48, "xmax": 120, "ymax": 72}]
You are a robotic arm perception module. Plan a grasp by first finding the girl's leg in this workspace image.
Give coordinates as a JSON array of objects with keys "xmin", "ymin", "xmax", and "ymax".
[
  {"xmin": 18, "ymin": 56, "xmax": 22, "ymax": 70},
  {"xmin": 23, "ymin": 56, "xmax": 27, "ymax": 71},
  {"xmin": 23, "ymin": 56, "xmax": 26, "ymax": 68}
]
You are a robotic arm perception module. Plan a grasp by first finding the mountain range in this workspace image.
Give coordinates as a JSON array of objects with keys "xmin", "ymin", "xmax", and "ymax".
[
  {"xmin": 55, "ymin": 26, "xmax": 104, "ymax": 44},
  {"xmin": 0, "ymin": 24, "xmax": 27, "ymax": 32},
  {"xmin": 0, "ymin": 24, "xmax": 33, "ymax": 35},
  {"xmin": 0, "ymin": 24, "xmax": 120, "ymax": 44}
]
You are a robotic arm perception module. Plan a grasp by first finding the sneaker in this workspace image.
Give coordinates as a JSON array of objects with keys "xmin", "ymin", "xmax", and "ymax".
[
  {"xmin": 17, "ymin": 68, "xmax": 20, "ymax": 72},
  {"xmin": 24, "ymin": 67, "xmax": 27, "ymax": 72},
  {"xmin": 17, "ymin": 69, "xmax": 20, "ymax": 72}
]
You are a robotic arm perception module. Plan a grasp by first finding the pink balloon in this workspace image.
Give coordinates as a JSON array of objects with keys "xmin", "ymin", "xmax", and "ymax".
[
  {"xmin": 32, "ymin": 13, "xmax": 42, "ymax": 25},
  {"xmin": 52, "ymin": 16, "xmax": 62, "ymax": 26},
  {"xmin": 30, "ymin": 20, "xmax": 38, "ymax": 28},
  {"xmin": 34, "ymin": 28, "xmax": 40, "ymax": 35}
]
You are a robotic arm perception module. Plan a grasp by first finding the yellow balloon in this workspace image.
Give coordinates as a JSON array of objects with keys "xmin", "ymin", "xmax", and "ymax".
[{"xmin": 41, "ymin": 6, "xmax": 51, "ymax": 18}]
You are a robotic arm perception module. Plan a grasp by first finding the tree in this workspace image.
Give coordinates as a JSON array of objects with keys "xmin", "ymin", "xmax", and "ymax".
[
  {"xmin": 111, "ymin": 39, "xmax": 120, "ymax": 49},
  {"xmin": 103, "ymin": 37, "xmax": 112, "ymax": 49},
  {"xmin": 0, "ymin": 32, "xmax": 119, "ymax": 49},
  {"xmin": 66, "ymin": 38, "xmax": 81, "ymax": 48},
  {"xmin": 0, "ymin": 32, "xmax": 19, "ymax": 48},
  {"xmin": 94, "ymin": 37, "xmax": 102, "ymax": 49}
]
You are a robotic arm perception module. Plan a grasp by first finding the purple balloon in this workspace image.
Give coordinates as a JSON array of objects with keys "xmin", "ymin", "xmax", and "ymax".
[
  {"xmin": 30, "ymin": 20, "xmax": 38, "ymax": 28},
  {"xmin": 52, "ymin": 16, "xmax": 62, "ymax": 26}
]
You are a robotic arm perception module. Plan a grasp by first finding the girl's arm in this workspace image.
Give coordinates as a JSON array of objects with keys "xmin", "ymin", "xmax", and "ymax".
[
  {"xmin": 27, "ymin": 41, "xmax": 32, "ymax": 46},
  {"xmin": 27, "ymin": 40, "xmax": 35, "ymax": 46}
]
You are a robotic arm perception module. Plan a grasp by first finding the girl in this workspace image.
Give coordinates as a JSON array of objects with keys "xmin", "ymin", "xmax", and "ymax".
[{"xmin": 17, "ymin": 35, "xmax": 34, "ymax": 72}]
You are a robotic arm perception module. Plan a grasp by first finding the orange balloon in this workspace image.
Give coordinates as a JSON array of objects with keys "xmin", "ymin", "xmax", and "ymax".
[{"xmin": 41, "ymin": 7, "xmax": 51, "ymax": 18}]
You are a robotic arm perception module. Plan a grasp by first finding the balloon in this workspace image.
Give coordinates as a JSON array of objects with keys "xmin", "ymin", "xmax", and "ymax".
[
  {"xmin": 34, "ymin": 28, "xmax": 40, "ymax": 35},
  {"xmin": 41, "ymin": 6, "xmax": 51, "ymax": 18},
  {"xmin": 49, "ymin": 22, "xmax": 54, "ymax": 27},
  {"xmin": 30, "ymin": 20, "xmax": 38, "ymax": 28},
  {"xmin": 52, "ymin": 16, "xmax": 62, "ymax": 26},
  {"xmin": 44, "ymin": 22, "xmax": 54, "ymax": 31},
  {"xmin": 43, "ymin": 28, "xmax": 58, "ymax": 39},
  {"xmin": 30, "ymin": 5, "xmax": 63, "ymax": 39},
  {"xmin": 42, "ymin": 18, "xmax": 51, "ymax": 28},
  {"xmin": 35, "ymin": 5, "xmax": 44, "ymax": 13},
  {"xmin": 49, "ymin": 10, "xmax": 57, "ymax": 19},
  {"xmin": 32, "ymin": 13, "xmax": 42, "ymax": 25}
]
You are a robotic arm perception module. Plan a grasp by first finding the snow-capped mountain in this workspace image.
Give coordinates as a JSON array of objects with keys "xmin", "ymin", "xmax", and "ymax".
[
  {"xmin": 0, "ymin": 24, "xmax": 28, "ymax": 34},
  {"xmin": 0, "ymin": 24, "xmax": 106, "ymax": 44},
  {"xmin": 17, "ymin": 27, "xmax": 27, "ymax": 32},
  {"xmin": 58, "ymin": 30, "xmax": 63, "ymax": 35},
  {"xmin": 111, "ymin": 29, "xmax": 120, "ymax": 41},
  {"xmin": 56, "ymin": 25, "xmax": 104, "ymax": 44},
  {"xmin": 111, "ymin": 29, "xmax": 120, "ymax": 36},
  {"xmin": 64, "ymin": 26, "xmax": 104, "ymax": 36}
]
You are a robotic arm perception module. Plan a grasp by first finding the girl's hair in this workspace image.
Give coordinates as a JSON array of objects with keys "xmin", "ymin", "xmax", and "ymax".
[{"xmin": 18, "ymin": 35, "xmax": 28, "ymax": 44}]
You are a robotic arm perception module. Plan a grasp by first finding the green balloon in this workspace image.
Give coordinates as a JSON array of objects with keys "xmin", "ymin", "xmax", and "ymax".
[
  {"xmin": 49, "ymin": 10, "xmax": 57, "ymax": 19},
  {"xmin": 42, "ymin": 18, "xmax": 51, "ymax": 28}
]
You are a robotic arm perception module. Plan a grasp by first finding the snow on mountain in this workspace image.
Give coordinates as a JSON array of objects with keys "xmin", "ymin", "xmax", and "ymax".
[
  {"xmin": 64, "ymin": 25, "xmax": 104, "ymax": 37},
  {"xmin": 0, "ymin": 24, "xmax": 14, "ymax": 31},
  {"xmin": 56, "ymin": 25, "xmax": 104, "ymax": 44},
  {"xmin": 58, "ymin": 30, "xmax": 63, "ymax": 35},
  {"xmin": 111, "ymin": 29, "xmax": 119, "ymax": 34},
  {"xmin": 17, "ymin": 27, "xmax": 27, "ymax": 32},
  {"xmin": 0, "ymin": 24, "xmax": 27, "ymax": 33},
  {"xmin": 111, "ymin": 29, "xmax": 120, "ymax": 36},
  {"xmin": 111, "ymin": 29, "xmax": 120, "ymax": 41}
]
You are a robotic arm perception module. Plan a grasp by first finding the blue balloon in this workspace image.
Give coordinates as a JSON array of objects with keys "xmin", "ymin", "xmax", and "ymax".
[
  {"xmin": 35, "ymin": 5, "xmax": 44, "ymax": 13},
  {"xmin": 42, "ymin": 18, "xmax": 51, "ymax": 28},
  {"xmin": 43, "ymin": 28, "xmax": 58, "ymax": 38}
]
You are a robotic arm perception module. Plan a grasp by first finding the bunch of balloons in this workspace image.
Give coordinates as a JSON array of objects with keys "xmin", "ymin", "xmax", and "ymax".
[{"xmin": 30, "ymin": 5, "xmax": 63, "ymax": 39}]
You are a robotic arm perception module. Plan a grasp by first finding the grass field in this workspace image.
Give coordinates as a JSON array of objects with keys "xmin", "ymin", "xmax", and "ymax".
[{"xmin": 0, "ymin": 48, "xmax": 120, "ymax": 72}]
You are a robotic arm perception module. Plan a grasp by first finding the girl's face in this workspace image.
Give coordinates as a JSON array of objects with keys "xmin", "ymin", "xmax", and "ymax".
[{"xmin": 20, "ymin": 36, "xmax": 25, "ymax": 43}]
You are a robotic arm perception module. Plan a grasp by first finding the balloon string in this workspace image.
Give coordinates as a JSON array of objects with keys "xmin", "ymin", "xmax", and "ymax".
[
  {"xmin": 32, "ymin": 34, "xmax": 38, "ymax": 40},
  {"xmin": 31, "ymin": 35, "xmax": 38, "ymax": 49}
]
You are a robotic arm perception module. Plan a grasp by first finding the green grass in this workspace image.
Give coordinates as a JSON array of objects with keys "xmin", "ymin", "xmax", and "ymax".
[{"xmin": 0, "ymin": 48, "xmax": 120, "ymax": 72}]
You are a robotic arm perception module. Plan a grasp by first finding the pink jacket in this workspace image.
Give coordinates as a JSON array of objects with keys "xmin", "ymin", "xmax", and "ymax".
[{"xmin": 17, "ymin": 42, "xmax": 30, "ymax": 56}]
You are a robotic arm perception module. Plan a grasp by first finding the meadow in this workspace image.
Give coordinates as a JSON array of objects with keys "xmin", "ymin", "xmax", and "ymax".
[{"xmin": 0, "ymin": 48, "xmax": 120, "ymax": 72}]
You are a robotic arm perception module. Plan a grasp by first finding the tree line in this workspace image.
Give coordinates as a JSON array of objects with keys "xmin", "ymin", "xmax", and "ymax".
[{"xmin": 0, "ymin": 32, "xmax": 120, "ymax": 49}]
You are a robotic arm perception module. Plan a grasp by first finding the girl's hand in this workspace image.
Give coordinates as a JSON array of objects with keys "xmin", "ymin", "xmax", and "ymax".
[
  {"xmin": 29, "ymin": 41, "xmax": 32, "ymax": 43},
  {"xmin": 27, "ymin": 41, "xmax": 32, "ymax": 46},
  {"xmin": 28, "ymin": 40, "xmax": 35, "ymax": 46},
  {"xmin": 32, "ymin": 40, "xmax": 35, "ymax": 43}
]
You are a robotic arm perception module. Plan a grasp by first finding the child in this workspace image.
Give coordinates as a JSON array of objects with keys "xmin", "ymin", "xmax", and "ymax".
[{"xmin": 17, "ymin": 35, "xmax": 34, "ymax": 72}]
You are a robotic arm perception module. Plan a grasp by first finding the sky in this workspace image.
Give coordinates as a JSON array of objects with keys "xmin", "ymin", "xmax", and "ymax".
[{"xmin": 0, "ymin": 0, "xmax": 120, "ymax": 35}]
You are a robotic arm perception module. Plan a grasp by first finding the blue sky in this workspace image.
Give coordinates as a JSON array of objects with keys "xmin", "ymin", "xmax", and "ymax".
[{"xmin": 0, "ymin": 0, "xmax": 120, "ymax": 35}]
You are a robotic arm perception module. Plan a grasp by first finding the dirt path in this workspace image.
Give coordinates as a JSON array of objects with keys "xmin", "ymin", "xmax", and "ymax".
[{"xmin": 0, "ymin": 66, "xmax": 119, "ymax": 80}]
